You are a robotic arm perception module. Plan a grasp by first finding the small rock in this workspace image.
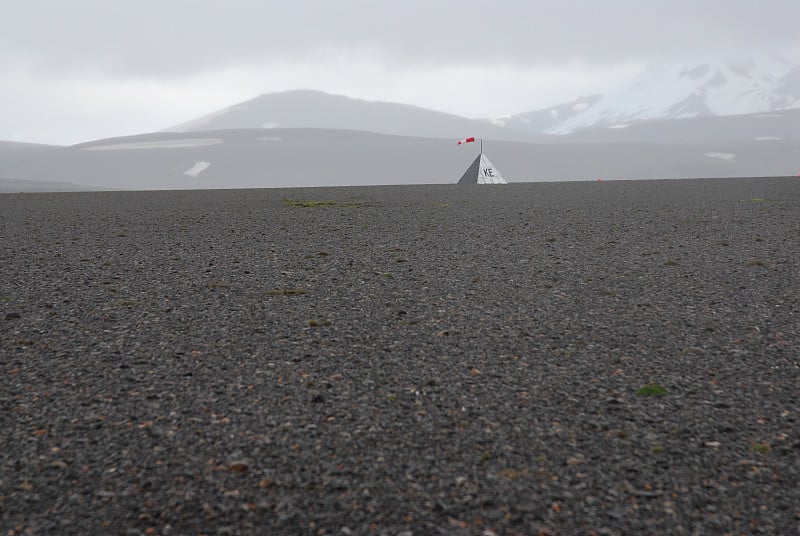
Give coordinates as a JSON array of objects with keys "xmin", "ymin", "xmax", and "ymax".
[
  {"xmin": 227, "ymin": 461, "xmax": 249, "ymax": 473},
  {"xmin": 607, "ymin": 508, "xmax": 626, "ymax": 520}
]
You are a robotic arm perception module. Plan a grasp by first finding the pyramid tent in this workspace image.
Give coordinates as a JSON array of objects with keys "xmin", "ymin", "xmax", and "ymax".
[{"xmin": 457, "ymin": 153, "xmax": 507, "ymax": 185}]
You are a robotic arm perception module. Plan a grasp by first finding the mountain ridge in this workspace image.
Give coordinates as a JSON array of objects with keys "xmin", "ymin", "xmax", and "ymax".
[{"xmin": 167, "ymin": 89, "xmax": 548, "ymax": 143}]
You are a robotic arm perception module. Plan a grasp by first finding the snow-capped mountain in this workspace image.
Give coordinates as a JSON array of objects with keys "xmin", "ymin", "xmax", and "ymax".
[{"xmin": 548, "ymin": 55, "xmax": 800, "ymax": 134}]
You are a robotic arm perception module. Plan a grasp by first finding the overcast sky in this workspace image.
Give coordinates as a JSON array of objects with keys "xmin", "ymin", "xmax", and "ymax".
[{"xmin": 2, "ymin": 0, "xmax": 798, "ymax": 145}]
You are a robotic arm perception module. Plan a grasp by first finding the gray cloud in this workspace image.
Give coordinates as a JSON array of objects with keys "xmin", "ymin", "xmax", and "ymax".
[{"xmin": 2, "ymin": 0, "xmax": 799, "ymax": 77}]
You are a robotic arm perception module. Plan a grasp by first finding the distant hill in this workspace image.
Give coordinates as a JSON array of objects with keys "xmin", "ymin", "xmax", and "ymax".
[
  {"xmin": 0, "ymin": 178, "xmax": 108, "ymax": 193},
  {"xmin": 2, "ymin": 128, "xmax": 798, "ymax": 192},
  {"xmin": 167, "ymin": 89, "xmax": 546, "ymax": 143},
  {"xmin": 557, "ymin": 108, "xmax": 800, "ymax": 145},
  {"xmin": 0, "ymin": 140, "xmax": 61, "ymax": 155}
]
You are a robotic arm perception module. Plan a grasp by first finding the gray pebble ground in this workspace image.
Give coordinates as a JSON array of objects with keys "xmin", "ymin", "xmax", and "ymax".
[{"xmin": 1, "ymin": 178, "xmax": 799, "ymax": 535}]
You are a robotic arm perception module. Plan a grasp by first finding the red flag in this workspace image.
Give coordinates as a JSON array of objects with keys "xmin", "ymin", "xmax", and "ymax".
[{"xmin": 457, "ymin": 137, "xmax": 475, "ymax": 145}]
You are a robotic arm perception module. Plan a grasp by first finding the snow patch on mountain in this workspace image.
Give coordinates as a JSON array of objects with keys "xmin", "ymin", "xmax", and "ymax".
[
  {"xmin": 549, "ymin": 55, "xmax": 800, "ymax": 134},
  {"xmin": 495, "ymin": 95, "xmax": 603, "ymax": 133},
  {"xmin": 184, "ymin": 161, "xmax": 210, "ymax": 177}
]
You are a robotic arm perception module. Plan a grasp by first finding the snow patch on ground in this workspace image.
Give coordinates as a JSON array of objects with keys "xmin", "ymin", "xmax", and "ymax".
[
  {"xmin": 258, "ymin": 137, "xmax": 283, "ymax": 142},
  {"xmin": 704, "ymin": 152, "xmax": 736, "ymax": 162},
  {"xmin": 608, "ymin": 124, "xmax": 630, "ymax": 129},
  {"xmin": 84, "ymin": 138, "xmax": 223, "ymax": 151},
  {"xmin": 261, "ymin": 122, "xmax": 280, "ymax": 129},
  {"xmin": 755, "ymin": 136, "xmax": 782, "ymax": 141},
  {"xmin": 573, "ymin": 102, "xmax": 590, "ymax": 112},
  {"xmin": 489, "ymin": 117, "xmax": 508, "ymax": 127},
  {"xmin": 184, "ymin": 161, "xmax": 211, "ymax": 177},
  {"xmin": 550, "ymin": 109, "xmax": 559, "ymax": 119}
]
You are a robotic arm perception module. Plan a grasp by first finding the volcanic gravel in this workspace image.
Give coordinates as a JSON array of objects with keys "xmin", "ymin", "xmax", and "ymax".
[{"xmin": 1, "ymin": 178, "xmax": 799, "ymax": 535}]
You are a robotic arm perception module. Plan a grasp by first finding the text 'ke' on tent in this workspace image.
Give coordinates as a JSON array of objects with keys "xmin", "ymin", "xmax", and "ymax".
[{"xmin": 457, "ymin": 153, "xmax": 506, "ymax": 185}]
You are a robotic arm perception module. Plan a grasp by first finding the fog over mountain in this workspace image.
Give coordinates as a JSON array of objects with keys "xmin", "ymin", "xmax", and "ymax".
[
  {"xmin": 2, "ymin": 1, "xmax": 799, "ymax": 145},
  {"xmin": 162, "ymin": 52, "xmax": 800, "ymax": 147},
  {"xmin": 166, "ymin": 50, "xmax": 800, "ymax": 141},
  {"xmin": 492, "ymin": 96, "xmax": 604, "ymax": 133}
]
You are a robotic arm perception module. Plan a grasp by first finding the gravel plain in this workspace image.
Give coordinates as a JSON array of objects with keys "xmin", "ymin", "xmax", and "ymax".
[{"xmin": 1, "ymin": 178, "xmax": 799, "ymax": 535}]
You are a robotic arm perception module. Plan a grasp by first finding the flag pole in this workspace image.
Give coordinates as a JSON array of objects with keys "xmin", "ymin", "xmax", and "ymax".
[{"xmin": 481, "ymin": 138, "xmax": 483, "ymax": 154}]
